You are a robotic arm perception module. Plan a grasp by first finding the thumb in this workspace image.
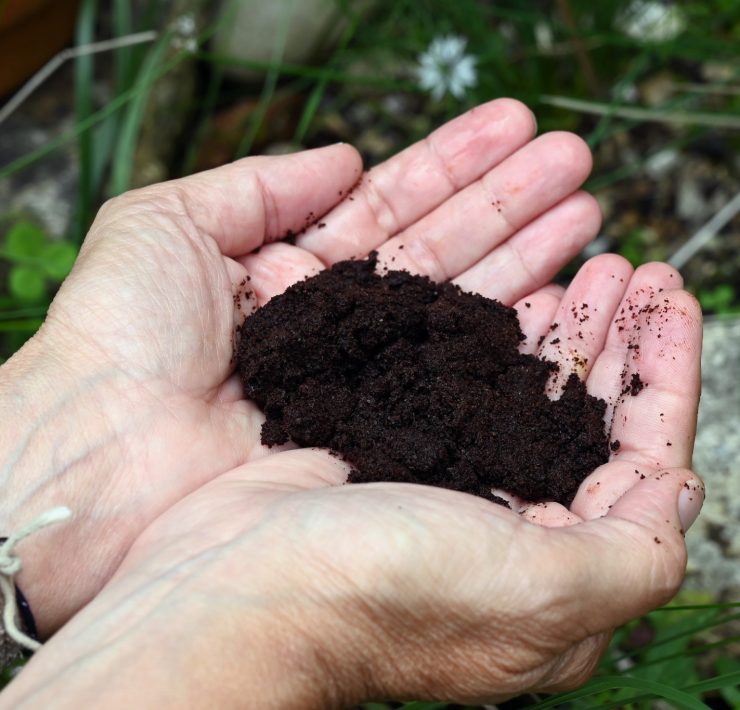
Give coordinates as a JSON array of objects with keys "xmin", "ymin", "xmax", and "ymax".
[
  {"xmin": 561, "ymin": 468, "xmax": 704, "ymax": 635},
  {"xmin": 607, "ymin": 467, "xmax": 704, "ymax": 536}
]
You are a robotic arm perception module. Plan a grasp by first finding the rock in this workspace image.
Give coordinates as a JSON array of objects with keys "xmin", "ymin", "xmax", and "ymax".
[
  {"xmin": 0, "ymin": 63, "xmax": 78, "ymax": 239},
  {"xmin": 685, "ymin": 317, "xmax": 740, "ymax": 598},
  {"xmin": 644, "ymin": 148, "xmax": 679, "ymax": 180},
  {"xmin": 213, "ymin": 0, "xmax": 374, "ymax": 80},
  {"xmin": 676, "ymin": 174, "xmax": 710, "ymax": 222}
]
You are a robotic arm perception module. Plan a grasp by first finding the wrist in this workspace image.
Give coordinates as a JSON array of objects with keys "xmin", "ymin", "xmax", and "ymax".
[
  {"xmin": 0, "ymin": 328, "xmax": 126, "ymax": 636},
  {"xmin": 0, "ymin": 531, "xmax": 365, "ymax": 710}
]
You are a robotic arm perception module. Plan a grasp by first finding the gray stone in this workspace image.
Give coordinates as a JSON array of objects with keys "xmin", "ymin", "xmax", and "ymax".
[
  {"xmin": 685, "ymin": 316, "xmax": 740, "ymax": 598},
  {"xmin": 0, "ymin": 64, "xmax": 78, "ymax": 239},
  {"xmin": 213, "ymin": 0, "xmax": 372, "ymax": 79}
]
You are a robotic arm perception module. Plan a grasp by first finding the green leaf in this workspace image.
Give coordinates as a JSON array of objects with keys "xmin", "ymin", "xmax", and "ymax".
[
  {"xmin": 73, "ymin": 0, "xmax": 98, "ymax": 242},
  {"xmin": 9, "ymin": 266, "xmax": 46, "ymax": 302},
  {"xmin": 4, "ymin": 222, "xmax": 47, "ymax": 259},
  {"xmin": 705, "ymin": 664, "xmax": 740, "ymax": 706},
  {"xmin": 40, "ymin": 242, "xmax": 78, "ymax": 281}
]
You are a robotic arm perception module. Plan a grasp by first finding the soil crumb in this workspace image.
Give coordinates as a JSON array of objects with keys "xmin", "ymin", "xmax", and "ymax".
[{"xmin": 237, "ymin": 253, "xmax": 610, "ymax": 505}]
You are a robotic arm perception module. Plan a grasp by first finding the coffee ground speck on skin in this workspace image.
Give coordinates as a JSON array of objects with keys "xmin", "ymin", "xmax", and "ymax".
[{"xmin": 237, "ymin": 253, "xmax": 610, "ymax": 506}]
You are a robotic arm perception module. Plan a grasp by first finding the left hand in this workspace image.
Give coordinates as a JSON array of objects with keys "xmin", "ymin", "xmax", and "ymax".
[
  {"xmin": 0, "ymin": 99, "xmax": 601, "ymax": 636},
  {"xmin": 0, "ymin": 334, "xmax": 703, "ymax": 708}
]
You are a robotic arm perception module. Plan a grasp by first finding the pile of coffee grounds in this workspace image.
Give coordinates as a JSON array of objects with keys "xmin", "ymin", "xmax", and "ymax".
[{"xmin": 237, "ymin": 254, "xmax": 609, "ymax": 505}]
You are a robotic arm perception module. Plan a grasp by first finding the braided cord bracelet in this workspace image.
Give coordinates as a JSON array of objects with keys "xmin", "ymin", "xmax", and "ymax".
[{"xmin": 0, "ymin": 507, "xmax": 72, "ymax": 661}]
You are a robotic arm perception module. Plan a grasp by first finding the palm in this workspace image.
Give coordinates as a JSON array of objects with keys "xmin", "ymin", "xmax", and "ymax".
[
  {"xmin": 104, "ymin": 244, "xmax": 701, "ymax": 700},
  {"xmin": 35, "ymin": 100, "xmax": 699, "ymax": 630},
  {"xmin": 43, "ymin": 100, "xmax": 600, "ymax": 509}
]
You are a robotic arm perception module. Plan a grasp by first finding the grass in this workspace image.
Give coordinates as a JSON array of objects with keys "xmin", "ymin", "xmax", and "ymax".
[
  {"xmin": 0, "ymin": 0, "xmax": 739, "ymax": 704},
  {"xmin": 354, "ymin": 601, "xmax": 740, "ymax": 709}
]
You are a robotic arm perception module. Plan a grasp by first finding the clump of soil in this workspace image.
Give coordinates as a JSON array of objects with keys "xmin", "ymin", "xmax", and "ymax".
[{"xmin": 237, "ymin": 254, "xmax": 609, "ymax": 505}]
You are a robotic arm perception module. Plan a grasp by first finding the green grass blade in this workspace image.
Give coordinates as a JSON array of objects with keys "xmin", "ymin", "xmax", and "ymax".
[
  {"xmin": 293, "ymin": 3, "xmax": 361, "ymax": 145},
  {"xmin": 586, "ymin": 52, "xmax": 651, "ymax": 149},
  {"xmin": 180, "ymin": 64, "xmax": 224, "ymax": 176},
  {"xmin": 0, "ymin": 307, "xmax": 49, "ymax": 319},
  {"xmin": 0, "ymin": 319, "xmax": 44, "ymax": 332},
  {"xmin": 110, "ymin": 32, "xmax": 174, "ymax": 195},
  {"xmin": 86, "ymin": 0, "xmax": 137, "ymax": 200},
  {"xmin": 294, "ymin": 77, "xmax": 330, "ymax": 146},
  {"xmin": 589, "ymin": 670, "xmax": 740, "ymax": 710},
  {"xmin": 234, "ymin": 0, "xmax": 293, "ymax": 158},
  {"xmin": 530, "ymin": 675, "xmax": 711, "ymax": 709},
  {"xmin": 541, "ymin": 94, "xmax": 740, "ymax": 130},
  {"xmin": 73, "ymin": 0, "xmax": 98, "ymax": 242},
  {"xmin": 200, "ymin": 51, "xmax": 412, "ymax": 91},
  {"xmin": 0, "ymin": 0, "xmax": 242, "ymax": 183},
  {"xmin": 613, "ymin": 610, "xmax": 740, "ymax": 664},
  {"xmin": 650, "ymin": 602, "xmax": 740, "ymax": 612},
  {"xmin": 0, "ymin": 50, "xmax": 189, "ymax": 180},
  {"xmin": 624, "ymin": 634, "xmax": 740, "ymax": 673},
  {"xmin": 683, "ymin": 669, "xmax": 740, "ymax": 695},
  {"xmin": 113, "ymin": 0, "xmax": 135, "ymax": 88},
  {"xmin": 715, "ymin": 659, "xmax": 740, "ymax": 707}
]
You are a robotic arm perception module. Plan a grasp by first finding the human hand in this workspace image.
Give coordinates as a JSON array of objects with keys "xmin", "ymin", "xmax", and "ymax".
[
  {"xmin": 0, "ymin": 99, "xmax": 602, "ymax": 636},
  {"xmin": 0, "ymin": 272, "xmax": 703, "ymax": 707}
]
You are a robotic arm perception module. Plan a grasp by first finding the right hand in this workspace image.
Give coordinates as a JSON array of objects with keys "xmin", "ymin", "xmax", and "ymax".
[{"xmin": 1, "ymin": 257, "xmax": 704, "ymax": 708}]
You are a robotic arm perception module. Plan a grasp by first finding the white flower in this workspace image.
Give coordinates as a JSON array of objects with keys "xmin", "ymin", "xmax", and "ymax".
[
  {"xmin": 172, "ymin": 13, "xmax": 196, "ymax": 38},
  {"xmin": 618, "ymin": 1, "xmax": 686, "ymax": 43},
  {"xmin": 416, "ymin": 35, "xmax": 478, "ymax": 101},
  {"xmin": 534, "ymin": 21, "xmax": 554, "ymax": 51},
  {"xmin": 612, "ymin": 81, "xmax": 639, "ymax": 103},
  {"xmin": 171, "ymin": 13, "xmax": 198, "ymax": 53}
]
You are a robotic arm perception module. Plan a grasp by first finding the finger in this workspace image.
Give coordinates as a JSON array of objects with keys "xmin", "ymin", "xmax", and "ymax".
[
  {"xmin": 593, "ymin": 289, "xmax": 702, "ymax": 470},
  {"xmin": 558, "ymin": 468, "xmax": 701, "ymax": 634},
  {"xmin": 454, "ymin": 191, "xmax": 602, "ymax": 303},
  {"xmin": 512, "ymin": 287, "xmax": 564, "ymax": 355},
  {"xmin": 518, "ymin": 501, "xmax": 584, "ymax": 527},
  {"xmin": 606, "ymin": 467, "xmax": 704, "ymax": 534},
  {"xmin": 586, "ymin": 262, "xmax": 685, "ymax": 420},
  {"xmin": 223, "ymin": 257, "xmax": 259, "ymax": 334},
  {"xmin": 374, "ymin": 132, "xmax": 593, "ymax": 281},
  {"xmin": 296, "ymin": 99, "xmax": 538, "ymax": 263},
  {"xmin": 536, "ymin": 254, "xmax": 633, "ymax": 388},
  {"xmin": 120, "ymin": 144, "xmax": 363, "ymax": 257},
  {"xmin": 239, "ymin": 243, "xmax": 324, "ymax": 306},
  {"xmin": 570, "ymin": 460, "xmax": 650, "ymax": 520}
]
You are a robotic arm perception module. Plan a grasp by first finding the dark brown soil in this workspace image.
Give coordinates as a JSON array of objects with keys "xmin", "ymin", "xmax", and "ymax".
[{"xmin": 237, "ymin": 254, "xmax": 610, "ymax": 505}]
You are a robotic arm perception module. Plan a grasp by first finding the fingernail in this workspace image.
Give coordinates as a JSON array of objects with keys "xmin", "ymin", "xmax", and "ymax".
[
  {"xmin": 529, "ymin": 107, "xmax": 538, "ymax": 134},
  {"xmin": 678, "ymin": 480, "xmax": 704, "ymax": 532}
]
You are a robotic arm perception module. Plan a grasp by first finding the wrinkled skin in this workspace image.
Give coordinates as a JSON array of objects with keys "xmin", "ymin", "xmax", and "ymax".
[{"xmin": 0, "ymin": 99, "xmax": 702, "ymax": 708}]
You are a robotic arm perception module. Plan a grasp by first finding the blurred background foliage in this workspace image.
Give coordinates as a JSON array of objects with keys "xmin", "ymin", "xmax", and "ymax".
[
  {"xmin": 1, "ymin": 0, "xmax": 739, "ymax": 363},
  {"xmin": 0, "ymin": 0, "xmax": 739, "ymax": 706},
  {"xmin": 0, "ymin": 0, "xmax": 740, "ymax": 364}
]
